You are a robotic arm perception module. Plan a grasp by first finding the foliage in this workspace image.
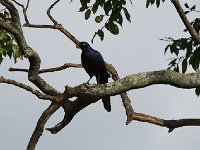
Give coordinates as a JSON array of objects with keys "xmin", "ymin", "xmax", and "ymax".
[
  {"xmin": 0, "ymin": 10, "xmax": 21, "ymax": 64},
  {"xmin": 162, "ymin": 3, "xmax": 200, "ymax": 96},
  {"xmin": 79, "ymin": 0, "xmax": 132, "ymax": 42},
  {"xmin": 146, "ymin": 0, "xmax": 165, "ymax": 8},
  {"xmin": 163, "ymin": 3, "xmax": 200, "ymax": 73}
]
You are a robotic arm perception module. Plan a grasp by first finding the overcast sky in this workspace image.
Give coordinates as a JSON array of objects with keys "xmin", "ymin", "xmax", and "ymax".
[{"xmin": 0, "ymin": 0, "xmax": 200, "ymax": 150}]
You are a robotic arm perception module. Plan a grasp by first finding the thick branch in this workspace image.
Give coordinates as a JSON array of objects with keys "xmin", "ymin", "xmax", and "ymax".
[
  {"xmin": 46, "ymin": 69, "xmax": 200, "ymax": 134},
  {"xmin": 71, "ymin": 70, "xmax": 200, "ymax": 99},
  {"xmin": 171, "ymin": 0, "xmax": 200, "ymax": 43},
  {"xmin": 27, "ymin": 103, "xmax": 61, "ymax": 150}
]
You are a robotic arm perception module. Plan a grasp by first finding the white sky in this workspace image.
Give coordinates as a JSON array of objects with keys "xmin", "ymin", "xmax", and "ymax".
[{"xmin": 0, "ymin": 0, "xmax": 200, "ymax": 149}]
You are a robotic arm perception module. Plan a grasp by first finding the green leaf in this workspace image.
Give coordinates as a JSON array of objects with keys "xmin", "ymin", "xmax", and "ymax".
[
  {"xmin": 12, "ymin": 44, "xmax": 19, "ymax": 63},
  {"xmin": 156, "ymin": 0, "xmax": 160, "ymax": 8},
  {"xmin": 0, "ymin": 31, "xmax": 7, "ymax": 41},
  {"xmin": 85, "ymin": 9, "xmax": 91, "ymax": 20},
  {"xmin": 184, "ymin": 11, "xmax": 190, "ymax": 15},
  {"xmin": 170, "ymin": 42, "xmax": 179, "ymax": 56},
  {"xmin": 0, "ymin": 54, "xmax": 3, "ymax": 64},
  {"xmin": 164, "ymin": 45, "xmax": 170, "ymax": 54},
  {"xmin": 92, "ymin": 4, "xmax": 99, "ymax": 14},
  {"xmin": 191, "ymin": 5, "xmax": 196, "ymax": 10},
  {"xmin": 195, "ymin": 87, "xmax": 200, "ymax": 96},
  {"xmin": 105, "ymin": 22, "xmax": 119, "ymax": 35},
  {"xmin": 146, "ymin": 0, "xmax": 155, "ymax": 8},
  {"xmin": 97, "ymin": 30, "xmax": 104, "ymax": 41},
  {"xmin": 182, "ymin": 58, "xmax": 187, "ymax": 73},
  {"xmin": 111, "ymin": 12, "xmax": 123, "ymax": 26},
  {"xmin": 184, "ymin": 3, "xmax": 189, "ymax": 8},
  {"xmin": 95, "ymin": 15, "xmax": 104, "ymax": 23},
  {"xmin": 79, "ymin": 7, "xmax": 86, "ymax": 12},
  {"xmin": 80, "ymin": 0, "xmax": 90, "ymax": 7},
  {"xmin": 104, "ymin": 0, "xmax": 112, "ymax": 15},
  {"xmin": 189, "ymin": 54, "xmax": 199, "ymax": 71},
  {"xmin": 123, "ymin": 7, "xmax": 131, "ymax": 22}
]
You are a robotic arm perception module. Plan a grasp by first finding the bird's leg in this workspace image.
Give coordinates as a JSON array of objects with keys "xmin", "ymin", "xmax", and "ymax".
[{"xmin": 86, "ymin": 76, "xmax": 93, "ymax": 84}]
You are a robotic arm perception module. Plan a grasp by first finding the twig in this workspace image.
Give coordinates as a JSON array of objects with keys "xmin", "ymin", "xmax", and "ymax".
[
  {"xmin": 0, "ymin": 76, "xmax": 56, "ymax": 101},
  {"xmin": 171, "ymin": 0, "xmax": 200, "ymax": 43},
  {"xmin": 20, "ymin": 0, "xmax": 80, "ymax": 46},
  {"xmin": 47, "ymin": 0, "xmax": 60, "ymax": 24},
  {"xmin": 9, "ymin": 63, "xmax": 82, "ymax": 74}
]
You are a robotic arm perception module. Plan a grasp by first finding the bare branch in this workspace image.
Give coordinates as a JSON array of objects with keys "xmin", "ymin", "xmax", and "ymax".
[
  {"xmin": 11, "ymin": 0, "xmax": 24, "ymax": 8},
  {"xmin": 131, "ymin": 112, "xmax": 200, "ymax": 133},
  {"xmin": 19, "ymin": 0, "xmax": 80, "ymax": 46},
  {"xmin": 106, "ymin": 63, "xmax": 134, "ymax": 124},
  {"xmin": 9, "ymin": 63, "xmax": 82, "ymax": 73},
  {"xmin": 70, "ymin": 70, "xmax": 200, "ymax": 100},
  {"xmin": 0, "ymin": 76, "xmax": 57, "ymax": 101},
  {"xmin": 47, "ymin": 0, "xmax": 60, "ymax": 24},
  {"xmin": 27, "ymin": 103, "xmax": 61, "ymax": 150},
  {"xmin": 171, "ymin": 0, "xmax": 200, "ymax": 43}
]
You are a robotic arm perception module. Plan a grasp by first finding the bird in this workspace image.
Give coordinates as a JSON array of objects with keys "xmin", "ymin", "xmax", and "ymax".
[{"xmin": 78, "ymin": 41, "xmax": 111, "ymax": 112}]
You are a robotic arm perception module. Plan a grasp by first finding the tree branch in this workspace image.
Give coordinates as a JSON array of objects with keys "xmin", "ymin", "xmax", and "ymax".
[
  {"xmin": 21, "ymin": 0, "xmax": 80, "ymax": 46},
  {"xmin": 9, "ymin": 63, "xmax": 82, "ymax": 73},
  {"xmin": 27, "ymin": 103, "xmax": 61, "ymax": 150},
  {"xmin": 131, "ymin": 112, "xmax": 200, "ymax": 133},
  {"xmin": 171, "ymin": 0, "xmax": 200, "ymax": 43},
  {"xmin": 0, "ymin": 76, "xmax": 57, "ymax": 102},
  {"xmin": 106, "ymin": 63, "xmax": 134, "ymax": 124},
  {"xmin": 45, "ymin": 69, "xmax": 200, "ymax": 134},
  {"xmin": 70, "ymin": 70, "xmax": 200, "ymax": 99}
]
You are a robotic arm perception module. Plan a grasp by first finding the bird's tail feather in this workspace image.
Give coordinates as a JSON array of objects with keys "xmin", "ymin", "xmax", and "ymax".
[{"xmin": 102, "ymin": 97, "xmax": 111, "ymax": 112}]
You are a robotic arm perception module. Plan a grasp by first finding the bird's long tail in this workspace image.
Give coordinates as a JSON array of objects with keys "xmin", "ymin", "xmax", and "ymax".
[
  {"xmin": 98, "ymin": 74, "xmax": 111, "ymax": 112},
  {"xmin": 102, "ymin": 97, "xmax": 111, "ymax": 112}
]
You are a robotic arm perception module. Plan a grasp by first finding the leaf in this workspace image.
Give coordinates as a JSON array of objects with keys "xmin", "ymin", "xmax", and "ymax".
[
  {"xmin": 95, "ymin": 15, "xmax": 104, "ymax": 23},
  {"xmin": 156, "ymin": 0, "xmax": 160, "ymax": 8},
  {"xmin": 85, "ymin": 9, "xmax": 91, "ymax": 20},
  {"xmin": 184, "ymin": 3, "xmax": 189, "ymax": 8},
  {"xmin": 0, "ymin": 54, "xmax": 3, "ymax": 64},
  {"xmin": 97, "ymin": 30, "xmax": 104, "ymax": 41},
  {"xmin": 191, "ymin": 5, "xmax": 196, "ymax": 10},
  {"xmin": 189, "ymin": 54, "xmax": 199, "ymax": 71},
  {"xmin": 170, "ymin": 42, "xmax": 179, "ymax": 56},
  {"xmin": 182, "ymin": 58, "xmax": 187, "ymax": 73},
  {"xmin": 92, "ymin": 4, "xmax": 98, "ymax": 14},
  {"xmin": 104, "ymin": 0, "xmax": 112, "ymax": 15},
  {"xmin": 146, "ymin": 0, "xmax": 155, "ymax": 8},
  {"xmin": 164, "ymin": 45, "xmax": 170, "ymax": 54},
  {"xmin": 184, "ymin": 11, "xmax": 190, "ymax": 15},
  {"xmin": 80, "ymin": 0, "xmax": 90, "ymax": 7},
  {"xmin": 111, "ymin": 12, "xmax": 123, "ymax": 26},
  {"xmin": 12, "ymin": 44, "xmax": 19, "ymax": 63},
  {"xmin": 123, "ymin": 7, "xmax": 131, "ymax": 22},
  {"xmin": 0, "ymin": 31, "xmax": 7, "ymax": 41},
  {"xmin": 105, "ymin": 22, "xmax": 119, "ymax": 35},
  {"xmin": 195, "ymin": 87, "xmax": 200, "ymax": 96}
]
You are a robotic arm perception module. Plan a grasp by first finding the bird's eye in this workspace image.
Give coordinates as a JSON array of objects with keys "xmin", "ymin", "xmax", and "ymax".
[{"xmin": 83, "ymin": 43, "xmax": 86, "ymax": 46}]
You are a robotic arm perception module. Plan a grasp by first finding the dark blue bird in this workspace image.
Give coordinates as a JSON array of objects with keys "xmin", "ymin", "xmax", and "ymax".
[{"xmin": 78, "ymin": 42, "xmax": 111, "ymax": 112}]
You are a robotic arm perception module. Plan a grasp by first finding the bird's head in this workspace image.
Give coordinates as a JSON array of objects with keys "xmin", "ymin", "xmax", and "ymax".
[{"xmin": 78, "ymin": 42, "xmax": 90, "ymax": 51}]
